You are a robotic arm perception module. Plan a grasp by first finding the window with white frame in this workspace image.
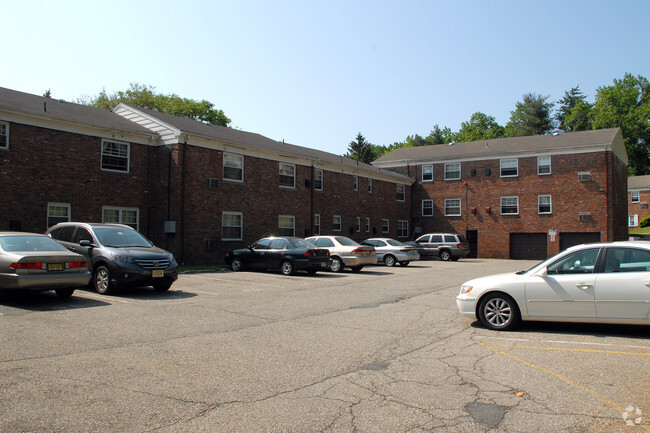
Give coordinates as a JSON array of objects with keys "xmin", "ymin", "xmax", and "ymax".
[
  {"xmin": 222, "ymin": 211, "xmax": 243, "ymax": 240},
  {"xmin": 223, "ymin": 153, "xmax": 244, "ymax": 181},
  {"xmin": 314, "ymin": 169, "xmax": 323, "ymax": 191},
  {"xmin": 382, "ymin": 219, "xmax": 389, "ymax": 233},
  {"xmin": 333, "ymin": 215, "xmax": 342, "ymax": 231},
  {"xmin": 365, "ymin": 217, "xmax": 370, "ymax": 233},
  {"xmin": 422, "ymin": 164, "xmax": 433, "ymax": 182},
  {"xmin": 47, "ymin": 203, "xmax": 70, "ymax": 227},
  {"xmin": 103, "ymin": 206, "xmax": 139, "ymax": 229},
  {"xmin": 396, "ymin": 184, "xmax": 405, "ymax": 201},
  {"xmin": 444, "ymin": 163, "xmax": 461, "ymax": 180},
  {"xmin": 279, "ymin": 162, "xmax": 295, "ymax": 188},
  {"xmin": 444, "ymin": 198, "xmax": 461, "ymax": 216},
  {"xmin": 422, "ymin": 199, "xmax": 434, "ymax": 216},
  {"xmin": 537, "ymin": 156, "xmax": 551, "ymax": 175},
  {"xmin": 278, "ymin": 215, "xmax": 295, "ymax": 236},
  {"xmin": 538, "ymin": 195, "xmax": 552, "ymax": 214},
  {"xmin": 501, "ymin": 196, "xmax": 519, "ymax": 215},
  {"xmin": 0, "ymin": 121, "xmax": 8, "ymax": 149},
  {"xmin": 397, "ymin": 220, "xmax": 409, "ymax": 238},
  {"xmin": 101, "ymin": 140, "xmax": 130, "ymax": 172},
  {"xmin": 631, "ymin": 191, "xmax": 640, "ymax": 203},
  {"xmin": 314, "ymin": 214, "xmax": 321, "ymax": 235},
  {"xmin": 500, "ymin": 159, "xmax": 518, "ymax": 177},
  {"xmin": 629, "ymin": 214, "xmax": 639, "ymax": 227},
  {"xmin": 355, "ymin": 217, "xmax": 361, "ymax": 232},
  {"xmin": 368, "ymin": 178, "xmax": 373, "ymax": 193},
  {"xmin": 353, "ymin": 176, "xmax": 358, "ymax": 191}
]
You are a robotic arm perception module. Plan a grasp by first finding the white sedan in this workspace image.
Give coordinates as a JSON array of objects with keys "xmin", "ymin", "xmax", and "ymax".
[{"xmin": 456, "ymin": 241, "xmax": 650, "ymax": 330}]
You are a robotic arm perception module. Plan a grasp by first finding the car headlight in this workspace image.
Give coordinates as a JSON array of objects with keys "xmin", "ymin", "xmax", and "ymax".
[
  {"xmin": 111, "ymin": 253, "xmax": 134, "ymax": 263},
  {"xmin": 460, "ymin": 284, "xmax": 473, "ymax": 294}
]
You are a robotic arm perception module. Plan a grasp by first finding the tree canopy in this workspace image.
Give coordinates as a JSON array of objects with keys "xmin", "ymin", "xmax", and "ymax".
[
  {"xmin": 453, "ymin": 112, "xmax": 505, "ymax": 142},
  {"xmin": 346, "ymin": 133, "xmax": 377, "ymax": 164},
  {"xmin": 505, "ymin": 93, "xmax": 555, "ymax": 136},
  {"xmin": 79, "ymin": 83, "xmax": 231, "ymax": 127},
  {"xmin": 556, "ymin": 86, "xmax": 592, "ymax": 132}
]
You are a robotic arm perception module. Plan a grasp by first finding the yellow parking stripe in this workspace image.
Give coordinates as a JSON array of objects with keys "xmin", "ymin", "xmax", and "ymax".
[
  {"xmin": 489, "ymin": 343, "xmax": 650, "ymax": 357},
  {"xmin": 478, "ymin": 342, "xmax": 650, "ymax": 431}
]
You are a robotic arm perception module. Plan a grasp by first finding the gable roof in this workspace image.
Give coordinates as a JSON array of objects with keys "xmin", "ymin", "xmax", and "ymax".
[
  {"xmin": 373, "ymin": 128, "xmax": 627, "ymax": 167},
  {"xmin": 628, "ymin": 175, "xmax": 650, "ymax": 190}
]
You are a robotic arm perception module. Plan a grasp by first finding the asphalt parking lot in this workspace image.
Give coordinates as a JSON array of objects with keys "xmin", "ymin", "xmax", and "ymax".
[{"xmin": 0, "ymin": 258, "xmax": 648, "ymax": 432}]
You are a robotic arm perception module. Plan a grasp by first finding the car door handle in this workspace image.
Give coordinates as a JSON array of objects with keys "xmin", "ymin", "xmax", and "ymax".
[{"xmin": 576, "ymin": 283, "xmax": 593, "ymax": 290}]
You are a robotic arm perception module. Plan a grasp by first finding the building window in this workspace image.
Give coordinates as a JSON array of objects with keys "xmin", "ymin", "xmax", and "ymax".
[
  {"xmin": 382, "ymin": 219, "xmax": 389, "ymax": 233},
  {"xmin": 444, "ymin": 198, "xmax": 461, "ymax": 216},
  {"xmin": 223, "ymin": 153, "xmax": 244, "ymax": 182},
  {"xmin": 368, "ymin": 179, "xmax": 373, "ymax": 193},
  {"xmin": 537, "ymin": 156, "xmax": 551, "ymax": 175},
  {"xmin": 103, "ymin": 206, "xmax": 139, "ymax": 230},
  {"xmin": 444, "ymin": 163, "xmax": 461, "ymax": 180},
  {"xmin": 397, "ymin": 220, "xmax": 409, "ymax": 238},
  {"xmin": 396, "ymin": 184, "xmax": 405, "ymax": 201},
  {"xmin": 279, "ymin": 162, "xmax": 295, "ymax": 188},
  {"xmin": 365, "ymin": 217, "xmax": 370, "ymax": 233},
  {"xmin": 422, "ymin": 164, "xmax": 433, "ymax": 182},
  {"xmin": 353, "ymin": 176, "xmax": 358, "ymax": 191},
  {"xmin": 501, "ymin": 196, "xmax": 519, "ymax": 215},
  {"xmin": 314, "ymin": 214, "xmax": 321, "ymax": 236},
  {"xmin": 333, "ymin": 215, "xmax": 342, "ymax": 232},
  {"xmin": 355, "ymin": 217, "xmax": 361, "ymax": 232},
  {"xmin": 500, "ymin": 159, "xmax": 518, "ymax": 177},
  {"xmin": 278, "ymin": 215, "xmax": 295, "ymax": 237},
  {"xmin": 47, "ymin": 203, "xmax": 70, "ymax": 227},
  {"xmin": 631, "ymin": 191, "xmax": 640, "ymax": 203},
  {"xmin": 101, "ymin": 140, "xmax": 130, "ymax": 172},
  {"xmin": 222, "ymin": 212, "xmax": 243, "ymax": 241},
  {"xmin": 0, "ymin": 121, "xmax": 8, "ymax": 149},
  {"xmin": 629, "ymin": 214, "xmax": 639, "ymax": 227},
  {"xmin": 422, "ymin": 199, "xmax": 434, "ymax": 217},
  {"xmin": 314, "ymin": 169, "xmax": 323, "ymax": 191},
  {"xmin": 538, "ymin": 195, "xmax": 552, "ymax": 214}
]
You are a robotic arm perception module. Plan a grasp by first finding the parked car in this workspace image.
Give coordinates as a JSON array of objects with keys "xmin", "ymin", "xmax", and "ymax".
[
  {"xmin": 0, "ymin": 232, "xmax": 90, "ymax": 297},
  {"xmin": 224, "ymin": 237, "xmax": 331, "ymax": 275},
  {"xmin": 47, "ymin": 223, "xmax": 178, "ymax": 294},
  {"xmin": 305, "ymin": 236, "xmax": 375, "ymax": 272},
  {"xmin": 361, "ymin": 238, "xmax": 419, "ymax": 266},
  {"xmin": 456, "ymin": 241, "xmax": 650, "ymax": 331},
  {"xmin": 412, "ymin": 233, "xmax": 470, "ymax": 261}
]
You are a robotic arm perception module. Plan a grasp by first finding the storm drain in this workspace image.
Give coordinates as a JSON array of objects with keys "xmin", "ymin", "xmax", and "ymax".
[{"xmin": 464, "ymin": 402, "xmax": 506, "ymax": 429}]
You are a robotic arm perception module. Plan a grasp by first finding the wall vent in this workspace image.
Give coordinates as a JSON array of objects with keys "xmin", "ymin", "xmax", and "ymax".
[
  {"xmin": 205, "ymin": 238, "xmax": 219, "ymax": 251},
  {"xmin": 578, "ymin": 172, "xmax": 592, "ymax": 182},
  {"xmin": 579, "ymin": 212, "xmax": 591, "ymax": 222},
  {"xmin": 206, "ymin": 178, "xmax": 219, "ymax": 189}
]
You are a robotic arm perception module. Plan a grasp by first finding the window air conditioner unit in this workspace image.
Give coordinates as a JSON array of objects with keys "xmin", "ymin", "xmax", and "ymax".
[
  {"xmin": 206, "ymin": 178, "xmax": 219, "ymax": 189},
  {"xmin": 579, "ymin": 213, "xmax": 591, "ymax": 222},
  {"xmin": 642, "ymin": 203, "xmax": 648, "ymax": 209},
  {"xmin": 578, "ymin": 172, "xmax": 592, "ymax": 182}
]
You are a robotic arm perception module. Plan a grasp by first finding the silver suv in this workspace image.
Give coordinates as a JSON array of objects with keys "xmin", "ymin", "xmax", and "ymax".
[
  {"xmin": 47, "ymin": 222, "xmax": 178, "ymax": 294},
  {"xmin": 412, "ymin": 233, "xmax": 470, "ymax": 261}
]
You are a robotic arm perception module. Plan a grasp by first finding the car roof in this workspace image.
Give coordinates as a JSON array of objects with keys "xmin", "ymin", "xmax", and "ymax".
[
  {"xmin": 48, "ymin": 222, "xmax": 134, "ymax": 230},
  {"xmin": 0, "ymin": 231, "xmax": 49, "ymax": 237},
  {"xmin": 565, "ymin": 240, "xmax": 650, "ymax": 252}
]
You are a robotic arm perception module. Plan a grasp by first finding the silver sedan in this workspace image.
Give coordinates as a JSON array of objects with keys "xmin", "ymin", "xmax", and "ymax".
[
  {"xmin": 456, "ymin": 241, "xmax": 650, "ymax": 330},
  {"xmin": 0, "ymin": 232, "xmax": 90, "ymax": 297},
  {"xmin": 362, "ymin": 238, "xmax": 420, "ymax": 266}
]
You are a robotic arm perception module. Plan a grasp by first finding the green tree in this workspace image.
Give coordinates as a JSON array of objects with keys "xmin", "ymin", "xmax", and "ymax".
[
  {"xmin": 556, "ymin": 86, "xmax": 592, "ymax": 131},
  {"xmin": 452, "ymin": 112, "xmax": 505, "ymax": 142},
  {"xmin": 346, "ymin": 133, "xmax": 376, "ymax": 164},
  {"xmin": 592, "ymin": 73, "xmax": 650, "ymax": 175},
  {"xmin": 505, "ymin": 93, "xmax": 555, "ymax": 136},
  {"xmin": 425, "ymin": 124, "xmax": 454, "ymax": 144},
  {"xmin": 79, "ymin": 83, "xmax": 231, "ymax": 127}
]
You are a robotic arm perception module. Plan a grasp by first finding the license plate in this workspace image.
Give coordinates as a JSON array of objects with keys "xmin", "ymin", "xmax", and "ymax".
[
  {"xmin": 48, "ymin": 263, "xmax": 63, "ymax": 272},
  {"xmin": 152, "ymin": 270, "xmax": 165, "ymax": 278}
]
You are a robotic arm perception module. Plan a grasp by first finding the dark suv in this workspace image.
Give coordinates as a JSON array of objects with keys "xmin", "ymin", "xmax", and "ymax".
[{"xmin": 47, "ymin": 222, "xmax": 178, "ymax": 294}]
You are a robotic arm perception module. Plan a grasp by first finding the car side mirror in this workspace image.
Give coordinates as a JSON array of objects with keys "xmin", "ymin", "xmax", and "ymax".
[
  {"xmin": 535, "ymin": 267, "xmax": 548, "ymax": 278},
  {"xmin": 79, "ymin": 240, "xmax": 93, "ymax": 247}
]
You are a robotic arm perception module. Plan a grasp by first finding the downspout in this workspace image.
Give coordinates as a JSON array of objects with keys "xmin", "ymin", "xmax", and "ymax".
[
  {"xmin": 310, "ymin": 163, "xmax": 315, "ymax": 236},
  {"xmin": 180, "ymin": 135, "xmax": 189, "ymax": 264}
]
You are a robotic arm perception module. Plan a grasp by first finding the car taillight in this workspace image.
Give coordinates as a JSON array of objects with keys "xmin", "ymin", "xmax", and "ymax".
[
  {"xmin": 304, "ymin": 251, "xmax": 314, "ymax": 257},
  {"xmin": 67, "ymin": 261, "xmax": 88, "ymax": 268},
  {"xmin": 457, "ymin": 243, "xmax": 462, "ymax": 248},
  {"xmin": 400, "ymin": 249, "xmax": 410, "ymax": 253},
  {"xmin": 10, "ymin": 262, "xmax": 44, "ymax": 270}
]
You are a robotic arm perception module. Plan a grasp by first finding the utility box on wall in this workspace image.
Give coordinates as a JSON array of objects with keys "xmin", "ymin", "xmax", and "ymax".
[{"xmin": 164, "ymin": 221, "xmax": 177, "ymax": 233}]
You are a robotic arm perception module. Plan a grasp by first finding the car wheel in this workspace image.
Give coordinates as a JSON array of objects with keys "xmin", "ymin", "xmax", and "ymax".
[
  {"xmin": 383, "ymin": 255, "xmax": 397, "ymax": 267},
  {"xmin": 153, "ymin": 281, "xmax": 172, "ymax": 292},
  {"xmin": 230, "ymin": 257, "xmax": 244, "ymax": 272},
  {"xmin": 55, "ymin": 287, "xmax": 75, "ymax": 298},
  {"xmin": 330, "ymin": 257, "xmax": 344, "ymax": 273},
  {"xmin": 478, "ymin": 293, "xmax": 521, "ymax": 331},
  {"xmin": 281, "ymin": 260, "xmax": 294, "ymax": 276},
  {"xmin": 399, "ymin": 261, "xmax": 410, "ymax": 266},
  {"xmin": 440, "ymin": 250, "xmax": 452, "ymax": 261},
  {"xmin": 350, "ymin": 266, "xmax": 363, "ymax": 272},
  {"xmin": 94, "ymin": 265, "xmax": 113, "ymax": 294}
]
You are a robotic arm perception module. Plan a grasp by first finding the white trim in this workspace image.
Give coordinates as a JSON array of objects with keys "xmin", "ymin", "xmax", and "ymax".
[
  {"xmin": 444, "ymin": 198, "xmax": 461, "ymax": 216},
  {"xmin": 538, "ymin": 195, "xmax": 552, "ymax": 214},
  {"xmin": 500, "ymin": 196, "xmax": 519, "ymax": 215}
]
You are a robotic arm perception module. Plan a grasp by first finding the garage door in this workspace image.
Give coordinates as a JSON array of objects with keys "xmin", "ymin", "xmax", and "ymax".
[
  {"xmin": 559, "ymin": 232, "xmax": 601, "ymax": 251},
  {"xmin": 510, "ymin": 233, "xmax": 547, "ymax": 260}
]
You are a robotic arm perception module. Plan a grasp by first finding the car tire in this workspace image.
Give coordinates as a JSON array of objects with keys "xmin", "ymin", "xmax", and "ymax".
[
  {"xmin": 153, "ymin": 281, "xmax": 172, "ymax": 292},
  {"xmin": 383, "ymin": 255, "xmax": 397, "ymax": 267},
  {"xmin": 330, "ymin": 257, "xmax": 344, "ymax": 273},
  {"xmin": 281, "ymin": 260, "xmax": 294, "ymax": 276},
  {"xmin": 350, "ymin": 266, "xmax": 363, "ymax": 272},
  {"xmin": 478, "ymin": 293, "xmax": 521, "ymax": 331},
  {"xmin": 94, "ymin": 265, "xmax": 113, "ymax": 295},
  {"xmin": 399, "ymin": 261, "xmax": 410, "ymax": 266},
  {"xmin": 230, "ymin": 257, "xmax": 244, "ymax": 272},
  {"xmin": 55, "ymin": 287, "xmax": 75, "ymax": 298},
  {"xmin": 440, "ymin": 250, "xmax": 452, "ymax": 261}
]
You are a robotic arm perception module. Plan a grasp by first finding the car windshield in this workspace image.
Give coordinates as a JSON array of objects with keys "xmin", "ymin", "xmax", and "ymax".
[
  {"xmin": 0, "ymin": 235, "xmax": 68, "ymax": 252},
  {"xmin": 93, "ymin": 227, "xmax": 152, "ymax": 248},
  {"xmin": 335, "ymin": 236, "xmax": 359, "ymax": 246},
  {"xmin": 288, "ymin": 238, "xmax": 316, "ymax": 249},
  {"xmin": 386, "ymin": 239, "xmax": 404, "ymax": 246}
]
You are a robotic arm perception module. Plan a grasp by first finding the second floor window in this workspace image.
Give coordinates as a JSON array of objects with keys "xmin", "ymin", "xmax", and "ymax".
[
  {"xmin": 314, "ymin": 169, "xmax": 323, "ymax": 190},
  {"xmin": 538, "ymin": 195, "xmax": 552, "ymax": 214},
  {"xmin": 396, "ymin": 184, "xmax": 405, "ymax": 201},
  {"xmin": 279, "ymin": 162, "xmax": 295, "ymax": 188},
  {"xmin": 501, "ymin": 196, "xmax": 519, "ymax": 215},
  {"xmin": 0, "ymin": 121, "xmax": 8, "ymax": 149},
  {"xmin": 537, "ymin": 156, "xmax": 551, "ymax": 175},
  {"xmin": 444, "ymin": 198, "xmax": 461, "ymax": 216},
  {"xmin": 500, "ymin": 159, "xmax": 518, "ymax": 177},
  {"xmin": 444, "ymin": 163, "xmax": 461, "ymax": 180},
  {"xmin": 101, "ymin": 140, "xmax": 129, "ymax": 172},
  {"xmin": 422, "ymin": 164, "xmax": 433, "ymax": 182},
  {"xmin": 223, "ymin": 153, "xmax": 243, "ymax": 181},
  {"xmin": 631, "ymin": 191, "xmax": 640, "ymax": 203}
]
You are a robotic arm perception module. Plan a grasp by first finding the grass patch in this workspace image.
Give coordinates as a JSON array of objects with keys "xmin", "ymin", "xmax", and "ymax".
[{"xmin": 629, "ymin": 227, "xmax": 650, "ymax": 235}]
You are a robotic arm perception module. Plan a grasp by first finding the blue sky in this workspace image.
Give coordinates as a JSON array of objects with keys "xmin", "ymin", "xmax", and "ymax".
[{"xmin": 4, "ymin": 0, "xmax": 649, "ymax": 155}]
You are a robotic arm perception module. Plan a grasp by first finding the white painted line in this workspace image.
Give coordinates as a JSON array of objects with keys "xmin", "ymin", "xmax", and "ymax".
[{"xmin": 473, "ymin": 334, "xmax": 650, "ymax": 350}]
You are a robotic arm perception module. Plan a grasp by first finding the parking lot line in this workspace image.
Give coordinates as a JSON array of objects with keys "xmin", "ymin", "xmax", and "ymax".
[
  {"xmin": 478, "ymin": 342, "xmax": 650, "ymax": 431},
  {"xmin": 488, "ymin": 343, "xmax": 650, "ymax": 357},
  {"xmin": 474, "ymin": 334, "xmax": 650, "ymax": 351}
]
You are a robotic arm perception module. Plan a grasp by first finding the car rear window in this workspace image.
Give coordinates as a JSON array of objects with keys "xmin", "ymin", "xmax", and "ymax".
[
  {"xmin": 49, "ymin": 226, "xmax": 75, "ymax": 242},
  {"xmin": 0, "ymin": 235, "xmax": 68, "ymax": 252},
  {"xmin": 335, "ymin": 237, "xmax": 359, "ymax": 246}
]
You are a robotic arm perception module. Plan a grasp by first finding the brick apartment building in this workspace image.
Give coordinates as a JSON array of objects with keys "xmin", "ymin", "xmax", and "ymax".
[
  {"xmin": 0, "ymin": 87, "xmax": 413, "ymax": 264},
  {"xmin": 628, "ymin": 175, "xmax": 650, "ymax": 228},
  {"xmin": 372, "ymin": 128, "xmax": 629, "ymax": 259}
]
